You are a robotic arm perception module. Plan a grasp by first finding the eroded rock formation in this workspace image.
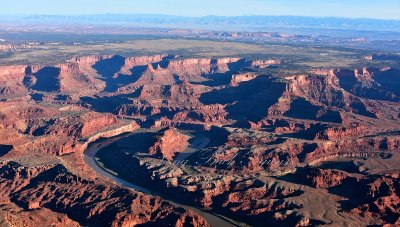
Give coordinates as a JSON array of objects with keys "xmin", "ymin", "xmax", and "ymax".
[
  {"xmin": 1, "ymin": 54, "xmax": 399, "ymax": 226},
  {"xmin": 149, "ymin": 128, "xmax": 190, "ymax": 160},
  {"xmin": 0, "ymin": 161, "xmax": 208, "ymax": 227}
]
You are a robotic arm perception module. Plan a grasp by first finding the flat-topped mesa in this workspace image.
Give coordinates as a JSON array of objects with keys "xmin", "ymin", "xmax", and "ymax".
[
  {"xmin": 286, "ymin": 74, "xmax": 338, "ymax": 92},
  {"xmin": 165, "ymin": 58, "xmax": 214, "ymax": 69},
  {"xmin": 0, "ymin": 65, "xmax": 29, "ymax": 77},
  {"xmin": 67, "ymin": 54, "xmax": 172, "ymax": 78},
  {"xmin": 148, "ymin": 127, "xmax": 190, "ymax": 161},
  {"xmin": 330, "ymin": 66, "xmax": 397, "ymax": 81},
  {"xmin": 330, "ymin": 67, "xmax": 400, "ymax": 102},
  {"xmin": 1, "ymin": 54, "xmax": 173, "ymax": 96},
  {"xmin": 1, "ymin": 55, "xmax": 283, "ymax": 98},
  {"xmin": 312, "ymin": 67, "xmax": 382, "ymax": 82},
  {"xmin": 56, "ymin": 63, "xmax": 105, "ymax": 94},
  {"xmin": 250, "ymin": 59, "xmax": 281, "ymax": 68},
  {"xmin": 214, "ymin": 57, "xmax": 244, "ymax": 71},
  {"xmin": 230, "ymin": 72, "xmax": 258, "ymax": 86},
  {"xmin": 125, "ymin": 54, "xmax": 169, "ymax": 67},
  {"xmin": 134, "ymin": 81, "xmax": 210, "ymax": 109},
  {"xmin": 120, "ymin": 54, "xmax": 173, "ymax": 74},
  {"xmin": 268, "ymin": 72, "xmax": 391, "ymax": 122},
  {"xmin": 162, "ymin": 57, "xmax": 243, "ymax": 73},
  {"xmin": 68, "ymin": 55, "xmax": 112, "ymax": 66},
  {"xmin": 267, "ymin": 74, "xmax": 337, "ymax": 117},
  {"xmin": 131, "ymin": 57, "xmax": 249, "ymax": 86},
  {"xmin": 330, "ymin": 68, "xmax": 374, "ymax": 85},
  {"xmin": 0, "ymin": 62, "xmax": 99, "ymax": 97},
  {"xmin": 0, "ymin": 65, "xmax": 30, "ymax": 97},
  {"xmin": 161, "ymin": 57, "xmax": 241, "ymax": 66}
]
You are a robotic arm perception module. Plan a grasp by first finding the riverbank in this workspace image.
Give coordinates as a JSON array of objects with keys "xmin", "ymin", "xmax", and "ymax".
[{"xmin": 83, "ymin": 129, "xmax": 238, "ymax": 227}]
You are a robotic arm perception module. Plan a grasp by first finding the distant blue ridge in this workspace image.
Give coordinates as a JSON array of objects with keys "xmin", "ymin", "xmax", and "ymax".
[{"xmin": 1, "ymin": 14, "xmax": 399, "ymax": 32}]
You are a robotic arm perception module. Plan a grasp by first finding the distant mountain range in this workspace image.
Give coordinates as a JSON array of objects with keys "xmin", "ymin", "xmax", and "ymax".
[{"xmin": 2, "ymin": 14, "xmax": 400, "ymax": 32}]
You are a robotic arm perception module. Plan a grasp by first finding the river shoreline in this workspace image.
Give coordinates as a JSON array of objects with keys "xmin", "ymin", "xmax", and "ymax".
[{"xmin": 83, "ymin": 130, "xmax": 238, "ymax": 227}]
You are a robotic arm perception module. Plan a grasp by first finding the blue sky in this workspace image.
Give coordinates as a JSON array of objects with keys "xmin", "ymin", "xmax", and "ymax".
[{"xmin": 2, "ymin": 0, "xmax": 400, "ymax": 19}]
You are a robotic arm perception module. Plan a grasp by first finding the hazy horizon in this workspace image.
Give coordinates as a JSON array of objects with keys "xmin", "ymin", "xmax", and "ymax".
[
  {"xmin": 2, "ymin": 13, "xmax": 400, "ymax": 21},
  {"xmin": 2, "ymin": 0, "xmax": 400, "ymax": 20}
]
